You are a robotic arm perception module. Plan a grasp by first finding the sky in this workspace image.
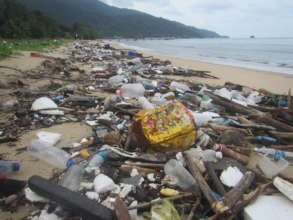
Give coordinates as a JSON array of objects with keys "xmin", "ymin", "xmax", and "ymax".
[{"xmin": 100, "ymin": 0, "xmax": 293, "ymax": 38}]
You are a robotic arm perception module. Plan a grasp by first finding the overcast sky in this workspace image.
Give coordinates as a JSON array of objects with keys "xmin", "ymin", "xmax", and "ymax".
[{"xmin": 101, "ymin": 0, "xmax": 293, "ymax": 38}]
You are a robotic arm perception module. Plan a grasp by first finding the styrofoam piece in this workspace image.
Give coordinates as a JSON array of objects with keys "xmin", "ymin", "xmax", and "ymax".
[
  {"xmin": 94, "ymin": 174, "xmax": 117, "ymax": 193},
  {"xmin": 25, "ymin": 188, "xmax": 48, "ymax": 203},
  {"xmin": 220, "ymin": 166, "xmax": 243, "ymax": 187},
  {"xmin": 244, "ymin": 194, "xmax": 293, "ymax": 220},
  {"xmin": 273, "ymin": 176, "xmax": 293, "ymax": 202},
  {"xmin": 32, "ymin": 210, "xmax": 62, "ymax": 220},
  {"xmin": 31, "ymin": 97, "xmax": 64, "ymax": 115},
  {"xmin": 36, "ymin": 131, "xmax": 61, "ymax": 146}
]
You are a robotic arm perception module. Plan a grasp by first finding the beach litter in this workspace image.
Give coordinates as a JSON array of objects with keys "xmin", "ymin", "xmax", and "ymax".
[{"xmin": 1, "ymin": 40, "xmax": 293, "ymax": 220}]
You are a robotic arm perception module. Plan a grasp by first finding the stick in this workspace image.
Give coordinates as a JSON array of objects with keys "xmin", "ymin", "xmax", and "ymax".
[
  {"xmin": 269, "ymin": 131, "xmax": 293, "ymax": 139},
  {"xmin": 205, "ymin": 162, "xmax": 226, "ymax": 196},
  {"xmin": 288, "ymin": 89, "xmax": 292, "ymax": 110},
  {"xmin": 127, "ymin": 192, "xmax": 193, "ymax": 210},
  {"xmin": 184, "ymin": 152, "xmax": 218, "ymax": 207},
  {"xmin": 212, "ymin": 171, "xmax": 255, "ymax": 214}
]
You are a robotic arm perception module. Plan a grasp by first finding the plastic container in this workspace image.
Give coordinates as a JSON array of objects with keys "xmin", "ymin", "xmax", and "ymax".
[
  {"xmin": 138, "ymin": 97, "xmax": 155, "ymax": 110},
  {"xmin": 118, "ymin": 83, "xmax": 145, "ymax": 98},
  {"xmin": 60, "ymin": 165, "xmax": 84, "ymax": 191},
  {"xmin": 164, "ymin": 159, "xmax": 199, "ymax": 194},
  {"xmin": 273, "ymin": 176, "xmax": 293, "ymax": 202},
  {"xmin": 0, "ymin": 160, "xmax": 20, "ymax": 175},
  {"xmin": 257, "ymin": 154, "xmax": 288, "ymax": 179},
  {"xmin": 27, "ymin": 139, "xmax": 70, "ymax": 169}
]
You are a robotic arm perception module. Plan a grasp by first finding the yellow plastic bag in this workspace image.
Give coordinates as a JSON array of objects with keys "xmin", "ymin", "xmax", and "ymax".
[{"xmin": 134, "ymin": 101, "xmax": 196, "ymax": 152}]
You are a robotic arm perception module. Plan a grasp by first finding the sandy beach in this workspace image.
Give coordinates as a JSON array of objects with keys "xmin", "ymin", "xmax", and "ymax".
[{"xmin": 112, "ymin": 43, "xmax": 293, "ymax": 95}]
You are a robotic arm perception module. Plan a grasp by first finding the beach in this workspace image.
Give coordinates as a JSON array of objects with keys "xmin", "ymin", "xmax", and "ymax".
[{"xmin": 112, "ymin": 38, "xmax": 293, "ymax": 95}]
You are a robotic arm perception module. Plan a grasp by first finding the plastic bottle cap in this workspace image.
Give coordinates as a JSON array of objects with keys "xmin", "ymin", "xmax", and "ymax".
[
  {"xmin": 215, "ymin": 152, "xmax": 223, "ymax": 159},
  {"xmin": 12, "ymin": 163, "xmax": 20, "ymax": 171}
]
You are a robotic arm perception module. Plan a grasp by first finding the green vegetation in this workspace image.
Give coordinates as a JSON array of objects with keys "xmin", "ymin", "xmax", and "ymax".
[
  {"xmin": 19, "ymin": 0, "xmax": 222, "ymax": 39},
  {"xmin": 0, "ymin": 39, "xmax": 71, "ymax": 59},
  {"xmin": 0, "ymin": 0, "xmax": 99, "ymax": 40}
]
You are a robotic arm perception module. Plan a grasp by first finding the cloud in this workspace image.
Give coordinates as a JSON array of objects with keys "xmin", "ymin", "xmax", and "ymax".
[{"xmin": 100, "ymin": 0, "xmax": 293, "ymax": 37}]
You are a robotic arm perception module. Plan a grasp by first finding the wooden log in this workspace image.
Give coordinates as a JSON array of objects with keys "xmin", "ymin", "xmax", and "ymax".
[
  {"xmin": 205, "ymin": 162, "xmax": 226, "ymax": 196},
  {"xmin": 184, "ymin": 152, "xmax": 218, "ymax": 207},
  {"xmin": 115, "ymin": 196, "xmax": 132, "ymax": 220},
  {"xmin": 269, "ymin": 131, "xmax": 293, "ymax": 139},
  {"xmin": 212, "ymin": 171, "xmax": 255, "ymax": 214},
  {"xmin": 255, "ymin": 115, "xmax": 293, "ymax": 132},
  {"xmin": 207, "ymin": 123, "xmax": 250, "ymax": 135}
]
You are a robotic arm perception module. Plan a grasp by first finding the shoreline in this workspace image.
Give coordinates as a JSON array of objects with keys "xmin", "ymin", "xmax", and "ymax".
[{"xmin": 111, "ymin": 42, "xmax": 293, "ymax": 95}]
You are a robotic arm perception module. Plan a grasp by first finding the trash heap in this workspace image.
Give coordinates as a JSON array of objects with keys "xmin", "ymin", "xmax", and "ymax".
[{"xmin": 1, "ymin": 41, "xmax": 293, "ymax": 220}]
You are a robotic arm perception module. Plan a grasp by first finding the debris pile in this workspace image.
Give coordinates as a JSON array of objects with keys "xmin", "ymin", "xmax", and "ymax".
[{"xmin": 1, "ymin": 41, "xmax": 293, "ymax": 219}]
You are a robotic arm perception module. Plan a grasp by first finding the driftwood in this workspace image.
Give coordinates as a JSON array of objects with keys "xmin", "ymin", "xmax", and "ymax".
[
  {"xmin": 269, "ymin": 131, "xmax": 293, "ymax": 139},
  {"xmin": 212, "ymin": 171, "xmax": 255, "ymax": 214},
  {"xmin": 184, "ymin": 152, "xmax": 218, "ymax": 207},
  {"xmin": 204, "ymin": 91, "xmax": 260, "ymax": 115},
  {"xmin": 115, "ymin": 196, "xmax": 131, "ymax": 220},
  {"xmin": 230, "ymin": 120, "xmax": 276, "ymax": 131},
  {"xmin": 127, "ymin": 192, "xmax": 193, "ymax": 210},
  {"xmin": 207, "ymin": 123, "xmax": 250, "ymax": 135},
  {"xmin": 205, "ymin": 91, "xmax": 293, "ymax": 132},
  {"xmin": 205, "ymin": 162, "xmax": 226, "ymax": 196}
]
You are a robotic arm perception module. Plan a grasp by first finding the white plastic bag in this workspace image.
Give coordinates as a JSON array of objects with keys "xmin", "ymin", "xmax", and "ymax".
[
  {"xmin": 31, "ymin": 97, "xmax": 64, "ymax": 115},
  {"xmin": 36, "ymin": 131, "xmax": 61, "ymax": 146}
]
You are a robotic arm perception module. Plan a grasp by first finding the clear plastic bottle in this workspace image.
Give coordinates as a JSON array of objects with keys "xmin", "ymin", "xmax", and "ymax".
[
  {"xmin": 164, "ymin": 159, "xmax": 199, "ymax": 194},
  {"xmin": 202, "ymin": 150, "xmax": 223, "ymax": 162},
  {"xmin": 27, "ymin": 139, "xmax": 70, "ymax": 169},
  {"xmin": 118, "ymin": 83, "xmax": 145, "ymax": 98},
  {"xmin": 88, "ymin": 151, "xmax": 108, "ymax": 168},
  {"xmin": 0, "ymin": 160, "xmax": 20, "ymax": 174},
  {"xmin": 60, "ymin": 165, "xmax": 84, "ymax": 191}
]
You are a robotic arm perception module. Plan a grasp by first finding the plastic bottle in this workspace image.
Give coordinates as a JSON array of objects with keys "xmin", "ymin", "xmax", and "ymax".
[
  {"xmin": 27, "ymin": 139, "xmax": 70, "ymax": 169},
  {"xmin": 164, "ymin": 159, "xmax": 199, "ymax": 194},
  {"xmin": 118, "ymin": 83, "xmax": 145, "ymax": 98},
  {"xmin": 273, "ymin": 176, "xmax": 293, "ymax": 202},
  {"xmin": 254, "ymin": 146, "xmax": 293, "ymax": 160},
  {"xmin": 88, "ymin": 151, "xmax": 108, "ymax": 168},
  {"xmin": 202, "ymin": 150, "xmax": 223, "ymax": 162},
  {"xmin": 60, "ymin": 165, "xmax": 84, "ymax": 191},
  {"xmin": 0, "ymin": 160, "xmax": 20, "ymax": 175},
  {"xmin": 138, "ymin": 97, "xmax": 154, "ymax": 110}
]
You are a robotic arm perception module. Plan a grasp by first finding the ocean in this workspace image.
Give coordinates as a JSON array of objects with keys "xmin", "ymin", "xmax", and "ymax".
[{"xmin": 111, "ymin": 38, "xmax": 293, "ymax": 75}]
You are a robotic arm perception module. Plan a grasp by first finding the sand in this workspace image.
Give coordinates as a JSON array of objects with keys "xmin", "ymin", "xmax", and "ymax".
[{"xmin": 113, "ymin": 43, "xmax": 293, "ymax": 95}]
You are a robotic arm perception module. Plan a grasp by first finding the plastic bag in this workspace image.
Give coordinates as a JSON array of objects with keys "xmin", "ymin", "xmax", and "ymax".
[
  {"xmin": 151, "ymin": 200, "xmax": 180, "ymax": 220},
  {"xmin": 134, "ymin": 102, "xmax": 196, "ymax": 152}
]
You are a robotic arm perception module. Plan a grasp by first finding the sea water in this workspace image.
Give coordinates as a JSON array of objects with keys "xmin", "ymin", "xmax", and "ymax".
[{"xmin": 112, "ymin": 38, "xmax": 293, "ymax": 74}]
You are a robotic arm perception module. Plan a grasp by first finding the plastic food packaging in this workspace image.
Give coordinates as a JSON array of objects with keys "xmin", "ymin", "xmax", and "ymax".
[
  {"xmin": 118, "ymin": 83, "xmax": 145, "ymax": 98},
  {"xmin": 273, "ymin": 176, "xmax": 293, "ymax": 202},
  {"xmin": 133, "ymin": 101, "xmax": 197, "ymax": 152},
  {"xmin": 27, "ymin": 139, "xmax": 70, "ymax": 169},
  {"xmin": 164, "ymin": 159, "xmax": 199, "ymax": 194}
]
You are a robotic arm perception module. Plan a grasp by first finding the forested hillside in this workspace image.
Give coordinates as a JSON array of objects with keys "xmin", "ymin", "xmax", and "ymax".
[{"xmin": 18, "ymin": 0, "xmax": 222, "ymax": 38}]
